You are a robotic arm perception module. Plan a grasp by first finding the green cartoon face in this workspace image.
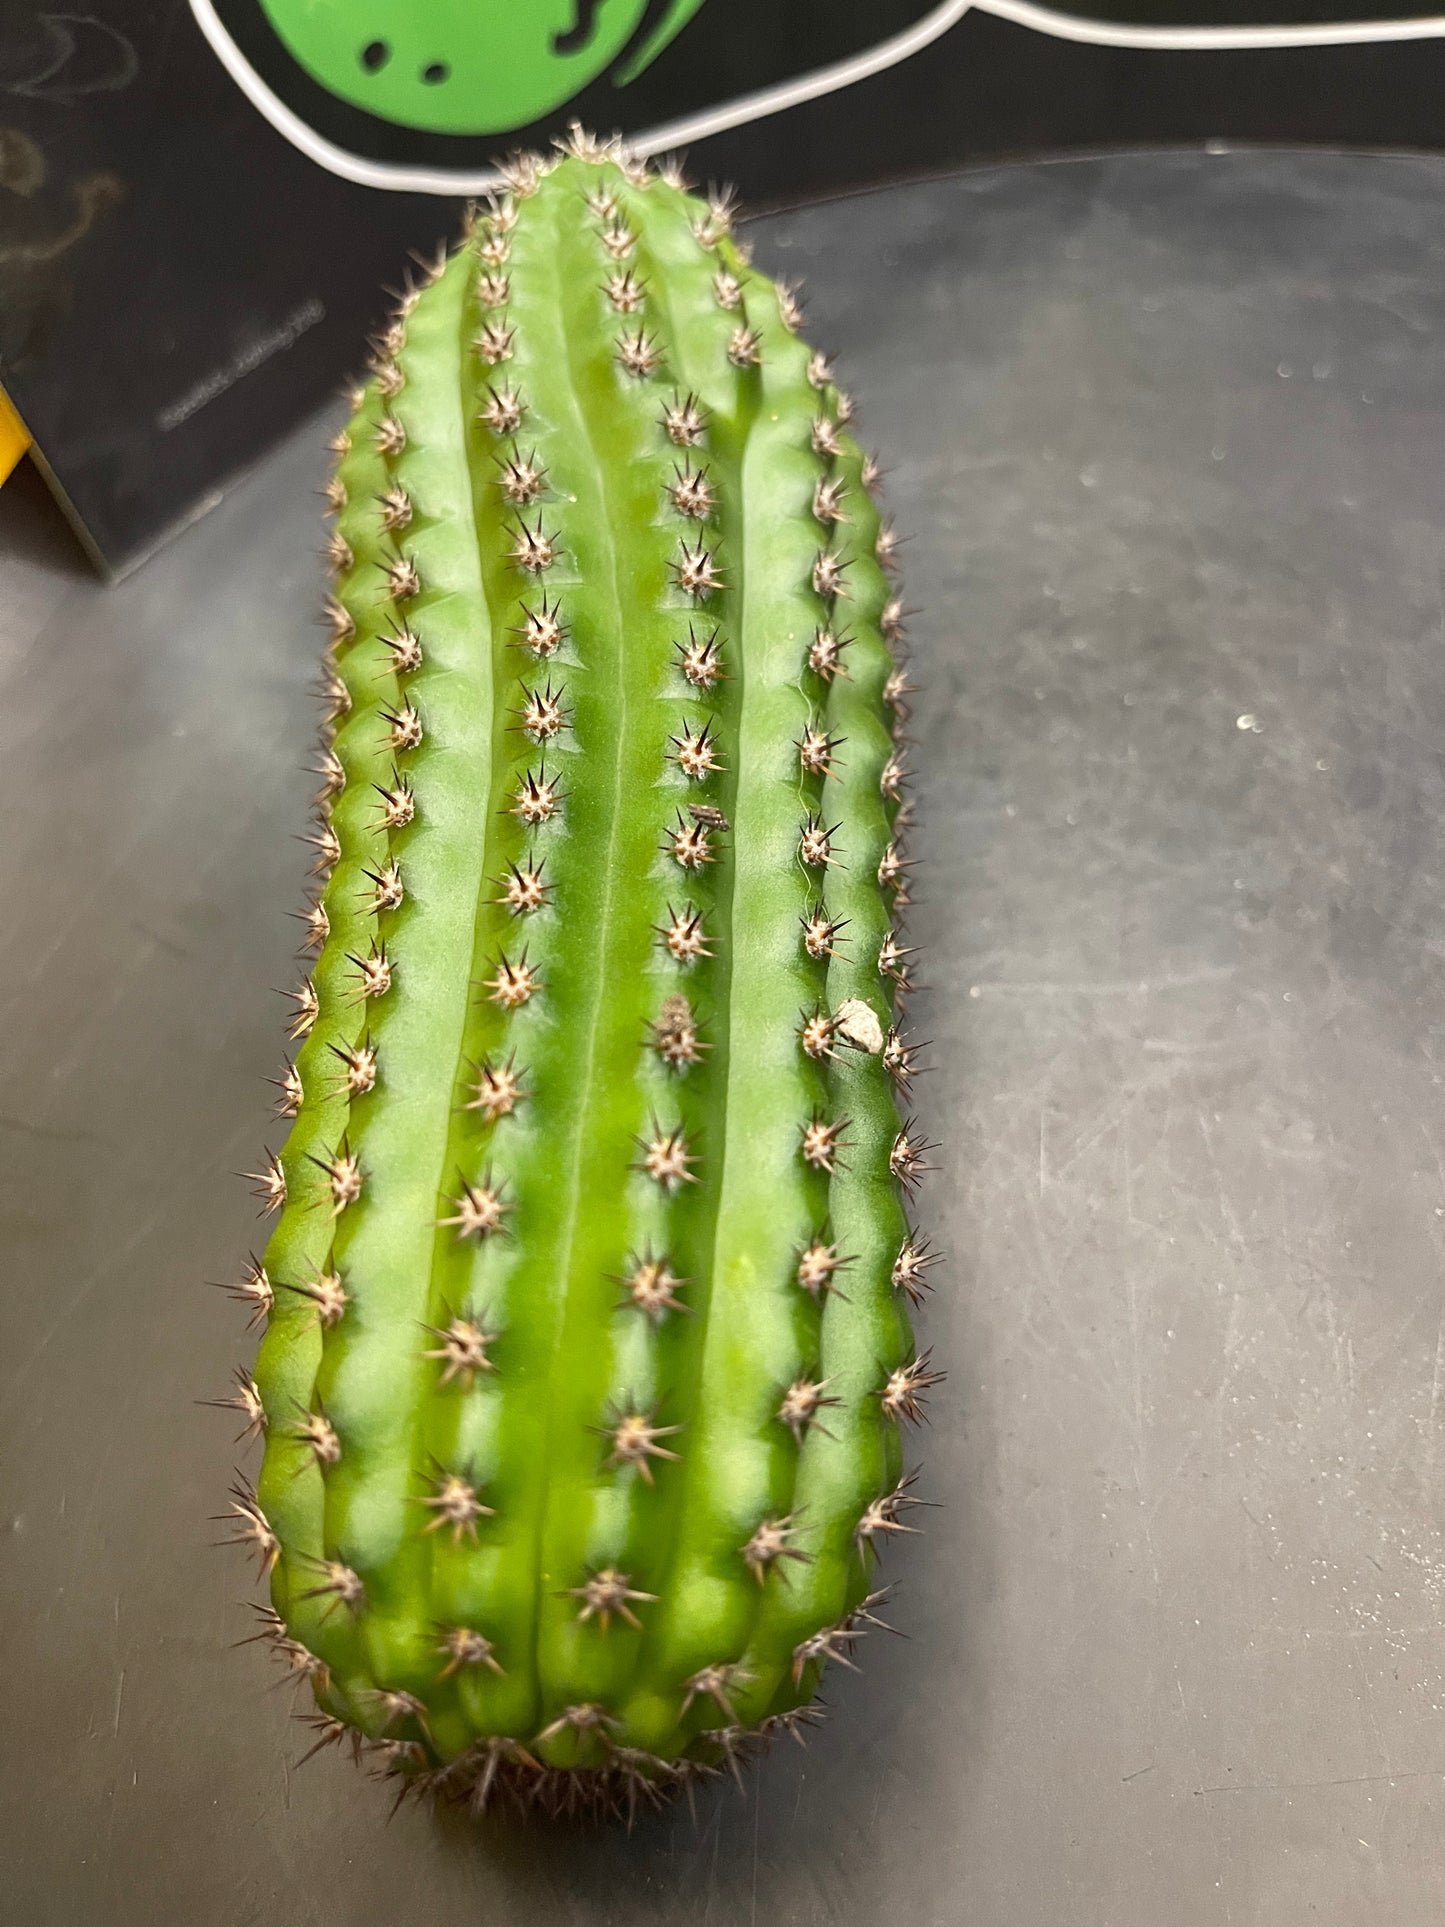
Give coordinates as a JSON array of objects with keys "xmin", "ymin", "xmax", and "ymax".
[{"xmin": 258, "ymin": 0, "xmax": 706, "ymax": 135}]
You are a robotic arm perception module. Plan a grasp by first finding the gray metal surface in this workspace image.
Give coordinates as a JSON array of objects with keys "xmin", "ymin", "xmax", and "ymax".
[{"xmin": 2, "ymin": 149, "xmax": 1444, "ymax": 1924}]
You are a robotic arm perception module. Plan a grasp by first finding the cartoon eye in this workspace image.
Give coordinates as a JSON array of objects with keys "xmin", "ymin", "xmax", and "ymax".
[
  {"xmin": 360, "ymin": 40, "xmax": 389, "ymax": 73},
  {"xmin": 421, "ymin": 61, "xmax": 450, "ymax": 85}
]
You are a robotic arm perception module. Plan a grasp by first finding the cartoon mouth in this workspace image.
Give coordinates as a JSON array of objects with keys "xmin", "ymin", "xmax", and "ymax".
[{"xmin": 553, "ymin": 0, "xmax": 605, "ymax": 56}]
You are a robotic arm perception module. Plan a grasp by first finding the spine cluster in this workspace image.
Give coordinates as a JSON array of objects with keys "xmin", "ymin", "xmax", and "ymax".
[{"xmin": 218, "ymin": 127, "xmax": 939, "ymax": 1821}]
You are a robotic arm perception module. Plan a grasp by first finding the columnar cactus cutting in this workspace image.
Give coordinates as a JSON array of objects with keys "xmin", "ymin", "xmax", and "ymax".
[{"xmin": 220, "ymin": 128, "xmax": 938, "ymax": 1820}]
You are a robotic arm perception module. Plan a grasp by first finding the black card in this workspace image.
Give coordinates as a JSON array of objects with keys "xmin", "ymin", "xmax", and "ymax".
[{"xmin": 3, "ymin": 1, "xmax": 1443, "ymax": 572}]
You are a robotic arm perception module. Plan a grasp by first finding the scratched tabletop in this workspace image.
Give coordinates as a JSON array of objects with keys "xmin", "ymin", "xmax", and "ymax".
[{"xmin": 2, "ymin": 149, "xmax": 1443, "ymax": 1925}]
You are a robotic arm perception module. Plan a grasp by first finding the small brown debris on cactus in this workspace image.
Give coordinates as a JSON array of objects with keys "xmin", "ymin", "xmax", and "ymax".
[{"xmin": 834, "ymin": 997, "xmax": 885, "ymax": 1056}]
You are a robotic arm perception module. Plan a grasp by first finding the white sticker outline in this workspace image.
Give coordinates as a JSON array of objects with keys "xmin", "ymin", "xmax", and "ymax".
[{"xmin": 189, "ymin": 0, "xmax": 1445, "ymax": 195}]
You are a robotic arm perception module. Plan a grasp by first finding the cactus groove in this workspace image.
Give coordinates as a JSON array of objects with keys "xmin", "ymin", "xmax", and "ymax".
[{"xmin": 221, "ymin": 128, "xmax": 937, "ymax": 1821}]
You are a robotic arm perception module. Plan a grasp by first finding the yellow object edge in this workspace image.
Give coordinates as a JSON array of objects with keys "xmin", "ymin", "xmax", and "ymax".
[{"xmin": 0, "ymin": 387, "xmax": 31, "ymax": 486}]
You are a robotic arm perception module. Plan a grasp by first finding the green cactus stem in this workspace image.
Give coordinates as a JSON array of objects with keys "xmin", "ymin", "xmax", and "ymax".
[{"xmin": 219, "ymin": 128, "xmax": 937, "ymax": 1820}]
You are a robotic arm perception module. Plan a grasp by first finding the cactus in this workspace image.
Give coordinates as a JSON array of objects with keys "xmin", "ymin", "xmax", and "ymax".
[{"xmin": 219, "ymin": 129, "xmax": 937, "ymax": 1820}]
